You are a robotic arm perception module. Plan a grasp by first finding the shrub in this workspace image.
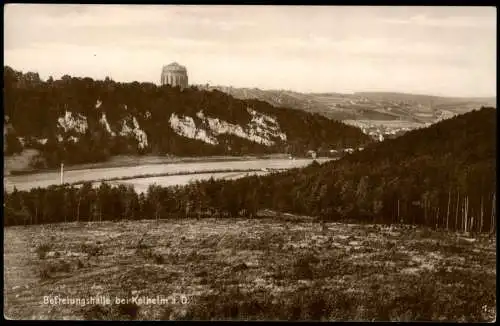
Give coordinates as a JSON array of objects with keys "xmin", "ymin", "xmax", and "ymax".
[
  {"xmin": 38, "ymin": 260, "xmax": 72, "ymax": 279},
  {"xmin": 82, "ymin": 303, "xmax": 140, "ymax": 320},
  {"xmin": 81, "ymin": 243, "xmax": 102, "ymax": 258},
  {"xmin": 138, "ymin": 247, "xmax": 165, "ymax": 264},
  {"xmin": 292, "ymin": 253, "xmax": 320, "ymax": 280},
  {"xmin": 117, "ymin": 303, "xmax": 140, "ymax": 320},
  {"xmin": 82, "ymin": 305, "xmax": 112, "ymax": 320},
  {"xmin": 153, "ymin": 252, "xmax": 165, "ymax": 264},
  {"xmin": 35, "ymin": 242, "xmax": 52, "ymax": 260}
]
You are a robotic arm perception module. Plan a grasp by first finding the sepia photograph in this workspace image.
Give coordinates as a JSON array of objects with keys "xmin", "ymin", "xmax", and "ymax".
[{"xmin": 3, "ymin": 4, "xmax": 497, "ymax": 321}]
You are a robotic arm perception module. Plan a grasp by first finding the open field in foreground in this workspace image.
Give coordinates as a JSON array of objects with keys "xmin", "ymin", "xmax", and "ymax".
[{"xmin": 4, "ymin": 218, "xmax": 496, "ymax": 321}]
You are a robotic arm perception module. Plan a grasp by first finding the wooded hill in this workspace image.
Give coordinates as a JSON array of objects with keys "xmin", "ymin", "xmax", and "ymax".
[
  {"xmin": 3, "ymin": 66, "xmax": 371, "ymax": 168},
  {"xmin": 255, "ymin": 106, "xmax": 496, "ymax": 232},
  {"xmin": 4, "ymin": 107, "xmax": 495, "ymax": 233}
]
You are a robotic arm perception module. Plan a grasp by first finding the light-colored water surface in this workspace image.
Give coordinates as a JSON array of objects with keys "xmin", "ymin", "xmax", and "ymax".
[
  {"xmin": 94, "ymin": 170, "xmax": 271, "ymax": 194},
  {"xmin": 4, "ymin": 158, "xmax": 332, "ymax": 192}
]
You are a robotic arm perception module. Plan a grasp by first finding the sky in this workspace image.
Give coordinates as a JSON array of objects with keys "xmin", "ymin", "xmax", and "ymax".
[{"xmin": 4, "ymin": 5, "xmax": 497, "ymax": 97}]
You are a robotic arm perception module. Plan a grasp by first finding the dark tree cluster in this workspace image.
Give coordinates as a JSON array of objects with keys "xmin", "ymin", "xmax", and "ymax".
[
  {"xmin": 252, "ymin": 107, "xmax": 496, "ymax": 233},
  {"xmin": 3, "ymin": 178, "xmax": 263, "ymax": 226},
  {"xmin": 3, "ymin": 66, "xmax": 371, "ymax": 167}
]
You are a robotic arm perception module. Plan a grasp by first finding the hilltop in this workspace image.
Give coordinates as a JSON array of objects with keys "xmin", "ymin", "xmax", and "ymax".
[{"xmin": 3, "ymin": 66, "xmax": 371, "ymax": 169}]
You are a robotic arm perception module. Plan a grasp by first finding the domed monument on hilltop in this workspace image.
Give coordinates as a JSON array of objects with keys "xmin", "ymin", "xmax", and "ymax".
[{"xmin": 161, "ymin": 62, "xmax": 188, "ymax": 89}]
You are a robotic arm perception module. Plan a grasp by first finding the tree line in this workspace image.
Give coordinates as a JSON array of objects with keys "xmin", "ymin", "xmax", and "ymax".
[
  {"xmin": 4, "ymin": 66, "xmax": 371, "ymax": 168},
  {"xmin": 3, "ymin": 178, "xmax": 264, "ymax": 227}
]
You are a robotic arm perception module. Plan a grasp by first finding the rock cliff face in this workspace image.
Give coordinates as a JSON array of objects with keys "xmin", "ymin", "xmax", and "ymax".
[
  {"xmin": 169, "ymin": 109, "xmax": 287, "ymax": 147},
  {"xmin": 4, "ymin": 66, "xmax": 372, "ymax": 167},
  {"xmin": 119, "ymin": 116, "xmax": 148, "ymax": 149},
  {"xmin": 99, "ymin": 113, "xmax": 116, "ymax": 136}
]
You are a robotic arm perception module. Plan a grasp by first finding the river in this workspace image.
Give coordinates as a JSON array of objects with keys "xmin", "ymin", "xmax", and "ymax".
[{"xmin": 4, "ymin": 158, "xmax": 332, "ymax": 192}]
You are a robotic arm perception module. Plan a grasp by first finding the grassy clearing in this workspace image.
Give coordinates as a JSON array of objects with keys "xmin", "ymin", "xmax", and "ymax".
[
  {"xmin": 4, "ymin": 149, "xmax": 41, "ymax": 175},
  {"xmin": 4, "ymin": 218, "xmax": 496, "ymax": 321}
]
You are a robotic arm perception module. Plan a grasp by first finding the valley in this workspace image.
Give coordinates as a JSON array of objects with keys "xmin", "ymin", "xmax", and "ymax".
[
  {"xmin": 4, "ymin": 157, "xmax": 331, "ymax": 192},
  {"xmin": 198, "ymin": 85, "xmax": 495, "ymax": 140},
  {"xmin": 3, "ymin": 4, "xmax": 496, "ymax": 322}
]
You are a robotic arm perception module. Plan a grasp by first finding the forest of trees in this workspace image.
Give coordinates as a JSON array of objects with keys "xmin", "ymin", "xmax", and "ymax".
[
  {"xmin": 4, "ymin": 107, "xmax": 496, "ymax": 233},
  {"xmin": 3, "ymin": 66, "xmax": 371, "ymax": 168}
]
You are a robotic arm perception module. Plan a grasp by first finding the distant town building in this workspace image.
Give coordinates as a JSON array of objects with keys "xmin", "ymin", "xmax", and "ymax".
[
  {"xmin": 307, "ymin": 150, "xmax": 317, "ymax": 159},
  {"xmin": 161, "ymin": 62, "xmax": 188, "ymax": 89}
]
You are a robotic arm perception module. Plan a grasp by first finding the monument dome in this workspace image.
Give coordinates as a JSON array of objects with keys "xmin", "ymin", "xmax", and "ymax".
[{"xmin": 161, "ymin": 62, "xmax": 188, "ymax": 89}]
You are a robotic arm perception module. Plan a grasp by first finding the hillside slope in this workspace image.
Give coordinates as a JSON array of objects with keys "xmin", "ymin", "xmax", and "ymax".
[
  {"xmin": 199, "ymin": 85, "xmax": 495, "ymax": 126},
  {"xmin": 3, "ymin": 66, "xmax": 371, "ymax": 168},
  {"xmin": 168, "ymin": 106, "xmax": 495, "ymax": 232},
  {"xmin": 256, "ymin": 107, "xmax": 496, "ymax": 229}
]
